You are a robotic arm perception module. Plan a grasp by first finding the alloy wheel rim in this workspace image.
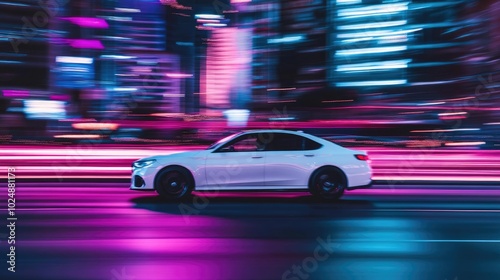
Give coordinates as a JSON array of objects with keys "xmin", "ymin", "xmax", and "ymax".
[
  {"xmin": 162, "ymin": 172, "xmax": 188, "ymax": 195},
  {"xmin": 318, "ymin": 173, "xmax": 341, "ymax": 194}
]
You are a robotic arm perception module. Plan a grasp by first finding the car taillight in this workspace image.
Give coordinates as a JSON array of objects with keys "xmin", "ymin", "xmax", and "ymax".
[{"xmin": 355, "ymin": 154, "xmax": 369, "ymax": 161}]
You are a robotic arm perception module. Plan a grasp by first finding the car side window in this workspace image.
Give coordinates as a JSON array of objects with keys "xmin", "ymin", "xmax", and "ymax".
[
  {"xmin": 268, "ymin": 134, "xmax": 301, "ymax": 151},
  {"xmin": 216, "ymin": 134, "xmax": 263, "ymax": 153},
  {"xmin": 266, "ymin": 133, "xmax": 322, "ymax": 151},
  {"xmin": 303, "ymin": 138, "xmax": 322, "ymax": 150}
]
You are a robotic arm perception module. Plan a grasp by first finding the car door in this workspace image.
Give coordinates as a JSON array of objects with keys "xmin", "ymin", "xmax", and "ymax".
[
  {"xmin": 204, "ymin": 133, "xmax": 266, "ymax": 189},
  {"xmin": 265, "ymin": 133, "xmax": 322, "ymax": 187}
]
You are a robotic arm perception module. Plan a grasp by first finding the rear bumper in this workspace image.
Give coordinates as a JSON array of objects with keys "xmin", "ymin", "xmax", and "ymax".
[{"xmin": 347, "ymin": 180, "xmax": 373, "ymax": 190}]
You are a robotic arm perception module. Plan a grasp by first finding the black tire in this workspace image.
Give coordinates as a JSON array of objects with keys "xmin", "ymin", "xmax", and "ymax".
[
  {"xmin": 154, "ymin": 166, "xmax": 194, "ymax": 200},
  {"xmin": 309, "ymin": 167, "xmax": 346, "ymax": 200}
]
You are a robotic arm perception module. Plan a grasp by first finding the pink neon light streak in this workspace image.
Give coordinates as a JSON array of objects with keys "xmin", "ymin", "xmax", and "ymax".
[
  {"xmin": 2, "ymin": 147, "xmax": 500, "ymax": 182},
  {"xmin": 61, "ymin": 17, "xmax": 109, "ymax": 29},
  {"xmin": 66, "ymin": 39, "xmax": 105, "ymax": 50},
  {"xmin": 2, "ymin": 90, "xmax": 29, "ymax": 98}
]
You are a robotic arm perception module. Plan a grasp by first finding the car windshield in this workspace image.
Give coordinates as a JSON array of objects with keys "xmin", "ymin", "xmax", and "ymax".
[{"xmin": 206, "ymin": 132, "xmax": 242, "ymax": 150}]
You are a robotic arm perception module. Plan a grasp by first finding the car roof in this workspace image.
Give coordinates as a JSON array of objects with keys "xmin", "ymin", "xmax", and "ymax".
[
  {"xmin": 239, "ymin": 129, "xmax": 335, "ymax": 147},
  {"xmin": 241, "ymin": 129, "xmax": 307, "ymax": 135},
  {"xmin": 240, "ymin": 129, "xmax": 326, "ymax": 141}
]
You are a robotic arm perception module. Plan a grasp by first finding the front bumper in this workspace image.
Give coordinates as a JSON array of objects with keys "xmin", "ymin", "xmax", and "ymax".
[{"xmin": 130, "ymin": 166, "xmax": 156, "ymax": 191}]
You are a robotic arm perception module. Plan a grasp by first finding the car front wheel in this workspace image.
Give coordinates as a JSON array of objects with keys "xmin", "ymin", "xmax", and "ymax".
[
  {"xmin": 309, "ymin": 167, "xmax": 346, "ymax": 200},
  {"xmin": 154, "ymin": 167, "xmax": 194, "ymax": 200}
]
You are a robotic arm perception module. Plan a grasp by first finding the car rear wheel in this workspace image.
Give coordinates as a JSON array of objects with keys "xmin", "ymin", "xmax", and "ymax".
[
  {"xmin": 154, "ymin": 167, "xmax": 194, "ymax": 200},
  {"xmin": 309, "ymin": 167, "xmax": 346, "ymax": 200}
]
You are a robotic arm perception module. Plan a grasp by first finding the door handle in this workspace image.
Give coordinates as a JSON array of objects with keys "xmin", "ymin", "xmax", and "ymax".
[
  {"xmin": 252, "ymin": 156, "xmax": 263, "ymax": 159},
  {"xmin": 304, "ymin": 154, "xmax": 315, "ymax": 157}
]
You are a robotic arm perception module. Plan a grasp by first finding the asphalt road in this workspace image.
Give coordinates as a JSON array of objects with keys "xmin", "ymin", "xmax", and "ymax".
[{"xmin": 3, "ymin": 182, "xmax": 500, "ymax": 280}]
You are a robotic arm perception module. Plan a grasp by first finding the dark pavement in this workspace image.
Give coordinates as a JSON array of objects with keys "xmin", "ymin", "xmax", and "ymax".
[{"xmin": 3, "ymin": 182, "xmax": 500, "ymax": 280}]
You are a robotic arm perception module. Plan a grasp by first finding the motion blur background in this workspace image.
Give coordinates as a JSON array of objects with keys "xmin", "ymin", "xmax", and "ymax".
[
  {"xmin": 0, "ymin": 0, "xmax": 499, "ymax": 147},
  {"xmin": 4, "ymin": 3, "xmax": 500, "ymax": 279}
]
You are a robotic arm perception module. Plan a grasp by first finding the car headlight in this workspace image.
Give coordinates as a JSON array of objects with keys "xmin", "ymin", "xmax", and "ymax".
[{"xmin": 132, "ymin": 159, "xmax": 156, "ymax": 170}]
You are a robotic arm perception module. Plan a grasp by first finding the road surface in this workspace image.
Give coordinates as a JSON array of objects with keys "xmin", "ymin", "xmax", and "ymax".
[{"xmin": 2, "ymin": 182, "xmax": 500, "ymax": 280}]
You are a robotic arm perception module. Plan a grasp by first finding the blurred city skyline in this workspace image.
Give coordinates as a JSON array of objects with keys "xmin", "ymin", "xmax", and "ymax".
[{"xmin": 0, "ymin": 0, "xmax": 499, "ymax": 145}]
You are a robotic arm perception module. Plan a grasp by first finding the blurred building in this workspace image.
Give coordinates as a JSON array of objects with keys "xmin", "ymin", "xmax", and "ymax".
[
  {"xmin": 0, "ymin": 1, "xmax": 50, "ymax": 89},
  {"xmin": 1, "ymin": 0, "xmax": 497, "ymax": 109}
]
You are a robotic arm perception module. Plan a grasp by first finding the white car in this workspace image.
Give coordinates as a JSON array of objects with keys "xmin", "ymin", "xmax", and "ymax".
[{"xmin": 131, "ymin": 130, "xmax": 372, "ymax": 200}]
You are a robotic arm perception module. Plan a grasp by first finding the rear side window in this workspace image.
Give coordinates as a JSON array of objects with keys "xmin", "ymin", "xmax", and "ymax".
[
  {"xmin": 266, "ymin": 133, "xmax": 322, "ymax": 151},
  {"xmin": 304, "ymin": 138, "xmax": 322, "ymax": 150}
]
